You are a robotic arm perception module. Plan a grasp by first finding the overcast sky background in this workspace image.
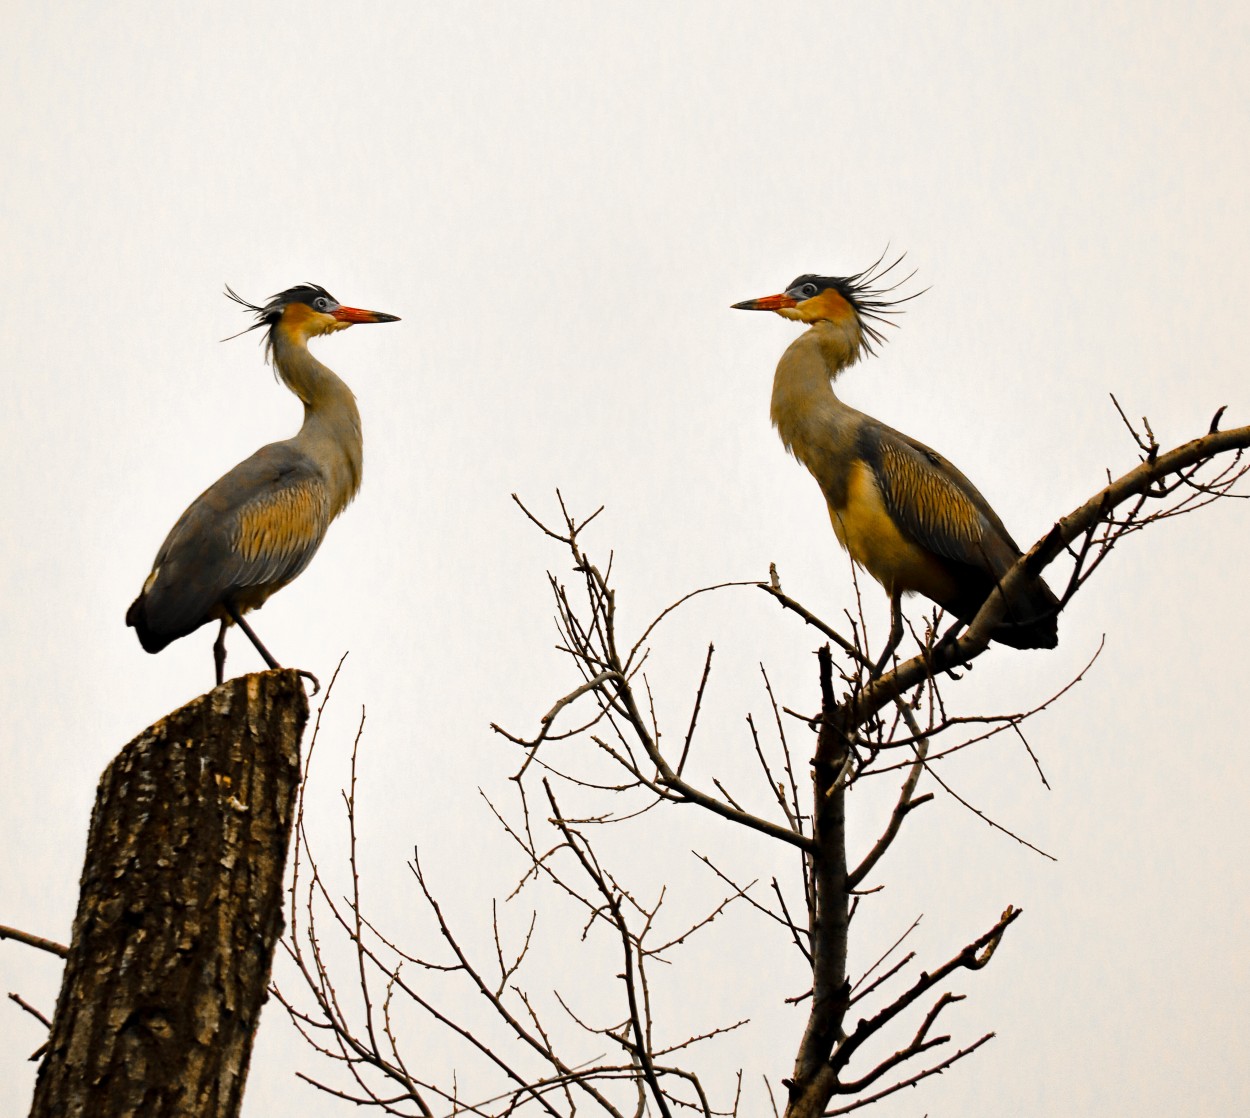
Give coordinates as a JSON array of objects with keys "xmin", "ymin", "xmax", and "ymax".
[{"xmin": 2, "ymin": 2, "xmax": 1248, "ymax": 1114}]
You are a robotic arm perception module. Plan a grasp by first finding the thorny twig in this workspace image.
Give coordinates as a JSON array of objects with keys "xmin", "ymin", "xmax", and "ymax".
[{"xmin": 277, "ymin": 411, "xmax": 1250, "ymax": 1117}]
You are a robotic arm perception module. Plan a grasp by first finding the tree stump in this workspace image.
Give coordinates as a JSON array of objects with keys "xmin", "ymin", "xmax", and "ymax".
[{"xmin": 29, "ymin": 670, "xmax": 308, "ymax": 1118}]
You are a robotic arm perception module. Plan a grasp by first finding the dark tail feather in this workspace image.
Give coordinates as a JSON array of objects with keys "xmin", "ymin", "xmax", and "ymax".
[
  {"xmin": 126, "ymin": 594, "xmax": 172, "ymax": 654},
  {"xmin": 990, "ymin": 577, "xmax": 1060, "ymax": 650},
  {"xmin": 991, "ymin": 611, "xmax": 1058, "ymax": 650}
]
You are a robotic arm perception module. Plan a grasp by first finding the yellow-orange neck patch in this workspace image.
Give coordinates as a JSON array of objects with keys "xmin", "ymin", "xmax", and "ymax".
[
  {"xmin": 781, "ymin": 287, "xmax": 858, "ymax": 326},
  {"xmin": 276, "ymin": 302, "xmax": 346, "ymax": 344}
]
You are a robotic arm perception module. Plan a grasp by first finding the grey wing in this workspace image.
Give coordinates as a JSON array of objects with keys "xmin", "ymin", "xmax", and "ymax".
[
  {"xmin": 862, "ymin": 423, "xmax": 1024, "ymax": 578},
  {"xmin": 140, "ymin": 444, "xmax": 330, "ymax": 641}
]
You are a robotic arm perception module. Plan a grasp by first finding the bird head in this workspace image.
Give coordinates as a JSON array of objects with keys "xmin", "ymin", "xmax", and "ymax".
[
  {"xmin": 732, "ymin": 254, "xmax": 918, "ymax": 356},
  {"xmin": 224, "ymin": 283, "xmax": 400, "ymax": 357}
]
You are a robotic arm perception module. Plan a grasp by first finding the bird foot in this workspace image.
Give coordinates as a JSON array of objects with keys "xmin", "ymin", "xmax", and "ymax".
[{"xmin": 929, "ymin": 631, "xmax": 971, "ymax": 680}]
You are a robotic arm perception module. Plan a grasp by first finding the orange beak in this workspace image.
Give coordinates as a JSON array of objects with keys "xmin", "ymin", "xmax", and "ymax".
[
  {"xmin": 332, "ymin": 305, "xmax": 401, "ymax": 324},
  {"xmin": 731, "ymin": 293, "xmax": 798, "ymax": 312}
]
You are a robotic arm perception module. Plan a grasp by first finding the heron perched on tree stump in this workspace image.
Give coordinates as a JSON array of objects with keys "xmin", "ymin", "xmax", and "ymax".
[
  {"xmin": 127, "ymin": 284, "xmax": 399, "ymax": 684},
  {"xmin": 734, "ymin": 258, "xmax": 1058, "ymax": 653}
]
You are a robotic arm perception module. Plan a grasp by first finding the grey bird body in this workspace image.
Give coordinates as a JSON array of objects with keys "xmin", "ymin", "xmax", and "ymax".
[
  {"xmin": 736, "ymin": 266, "xmax": 1058, "ymax": 650},
  {"xmin": 129, "ymin": 443, "xmax": 333, "ymax": 652},
  {"xmin": 127, "ymin": 284, "xmax": 398, "ymax": 681}
]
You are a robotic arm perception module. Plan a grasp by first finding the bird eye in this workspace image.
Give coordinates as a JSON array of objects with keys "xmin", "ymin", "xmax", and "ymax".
[
  {"xmin": 801, "ymin": 283, "xmax": 818, "ymax": 298},
  {"xmin": 314, "ymin": 297, "xmax": 330, "ymax": 311}
]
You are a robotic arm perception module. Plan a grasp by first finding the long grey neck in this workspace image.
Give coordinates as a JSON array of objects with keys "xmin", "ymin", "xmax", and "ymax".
[
  {"xmin": 770, "ymin": 321, "xmax": 864, "ymax": 463},
  {"xmin": 271, "ymin": 332, "xmax": 364, "ymax": 517}
]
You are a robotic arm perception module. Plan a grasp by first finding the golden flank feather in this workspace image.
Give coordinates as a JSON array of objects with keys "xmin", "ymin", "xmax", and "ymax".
[
  {"xmin": 829, "ymin": 461, "xmax": 960, "ymax": 605},
  {"xmin": 234, "ymin": 480, "xmax": 330, "ymax": 567}
]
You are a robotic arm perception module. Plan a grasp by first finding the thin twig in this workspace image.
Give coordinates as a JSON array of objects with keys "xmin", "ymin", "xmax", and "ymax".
[{"xmin": 0, "ymin": 924, "xmax": 67, "ymax": 959}]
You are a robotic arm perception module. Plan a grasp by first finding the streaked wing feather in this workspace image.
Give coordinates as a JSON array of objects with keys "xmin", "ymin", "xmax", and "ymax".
[
  {"xmin": 229, "ymin": 475, "xmax": 330, "ymax": 590},
  {"xmin": 866, "ymin": 425, "xmax": 1022, "ymax": 577}
]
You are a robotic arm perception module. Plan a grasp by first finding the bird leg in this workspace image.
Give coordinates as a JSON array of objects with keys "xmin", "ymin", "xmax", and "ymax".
[
  {"xmin": 213, "ymin": 618, "xmax": 228, "ymax": 685},
  {"xmin": 223, "ymin": 603, "xmax": 319, "ymax": 694},
  {"xmin": 872, "ymin": 590, "xmax": 906, "ymax": 677},
  {"xmin": 224, "ymin": 603, "xmax": 282, "ymax": 671},
  {"xmin": 927, "ymin": 622, "xmax": 970, "ymax": 680}
]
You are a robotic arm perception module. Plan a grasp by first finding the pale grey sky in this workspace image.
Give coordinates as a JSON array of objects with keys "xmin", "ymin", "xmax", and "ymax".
[{"xmin": 2, "ymin": 2, "xmax": 1248, "ymax": 1114}]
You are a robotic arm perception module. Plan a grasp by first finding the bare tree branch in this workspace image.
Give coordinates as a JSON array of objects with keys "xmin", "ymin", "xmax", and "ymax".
[
  {"xmin": 280, "ymin": 414, "xmax": 1249, "ymax": 1117},
  {"xmin": 0, "ymin": 924, "xmax": 67, "ymax": 959}
]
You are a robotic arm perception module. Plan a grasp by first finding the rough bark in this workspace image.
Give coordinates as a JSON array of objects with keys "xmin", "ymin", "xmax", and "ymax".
[
  {"xmin": 785, "ymin": 645, "xmax": 851, "ymax": 1118},
  {"xmin": 29, "ymin": 669, "xmax": 307, "ymax": 1118}
]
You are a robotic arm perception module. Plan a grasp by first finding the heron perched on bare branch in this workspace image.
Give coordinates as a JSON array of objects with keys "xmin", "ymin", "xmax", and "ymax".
[
  {"xmin": 127, "ymin": 283, "xmax": 399, "ymax": 684},
  {"xmin": 734, "ymin": 258, "xmax": 1058, "ymax": 653}
]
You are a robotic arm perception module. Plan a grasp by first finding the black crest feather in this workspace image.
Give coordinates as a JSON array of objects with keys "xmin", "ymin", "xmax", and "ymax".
[
  {"xmin": 221, "ymin": 283, "xmax": 338, "ymax": 359},
  {"xmin": 791, "ymin": 251, "xmax": 925, "ymax": 355}
]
